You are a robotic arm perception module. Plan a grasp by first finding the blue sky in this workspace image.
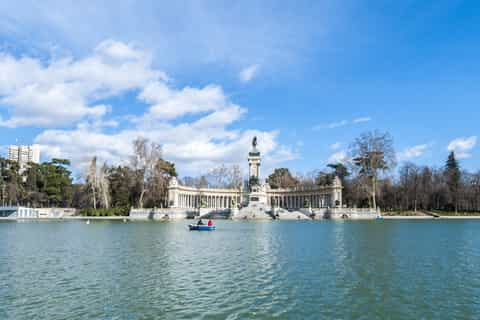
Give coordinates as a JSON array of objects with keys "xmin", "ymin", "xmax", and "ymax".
[{"xmin": 0, "ymin": 0, "xmax": 478, "ymax": 177}]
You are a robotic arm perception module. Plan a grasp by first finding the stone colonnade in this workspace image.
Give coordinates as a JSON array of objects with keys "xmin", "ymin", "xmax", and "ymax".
[
  {"xmin": 268, "ymin": 193, "xmax": 333, "ymax": 209},
  {"xmin": 175, "ymin": 192, "xmax": 242, "ymax": 209}
]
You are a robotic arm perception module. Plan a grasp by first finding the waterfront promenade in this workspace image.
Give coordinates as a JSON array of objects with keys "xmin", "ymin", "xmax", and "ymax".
[{"xmin": 3, "ymin": 214, "xmax": 480, "ymax": 221}]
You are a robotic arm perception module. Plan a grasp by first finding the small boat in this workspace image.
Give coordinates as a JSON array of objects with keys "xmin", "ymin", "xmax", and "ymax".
[{"xmin": 188, "ymin": 224, "xmax": 216, "ymax": 231}]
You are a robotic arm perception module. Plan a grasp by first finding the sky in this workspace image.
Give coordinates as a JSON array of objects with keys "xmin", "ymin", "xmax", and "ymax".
[{"xmin": 0, "ymin": 0, "xmax": 479, "ymax": 178}]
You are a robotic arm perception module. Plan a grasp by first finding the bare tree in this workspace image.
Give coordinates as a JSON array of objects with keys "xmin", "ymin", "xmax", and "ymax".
[
  {"xmin": 350, "ymin": 130, "xmax": 396, "ymax": 210},
  {"xmin": 399, "ymin": 162, "xmax": 421, "ymax": 211},
  {"xmin": 296, "ymin": 170, "xmax": 318, "ymax": 189},
  {"xmin": 86, "ymin": 157, "xmax": 98, "ymax": 209},
  {"xmin": 228, "ymin": 165, "xmax": 244, "ymax": 190},
  {"xmin": 206, "ymin": 165, "xmax": 227, "ymax": 188},
  {"xmin": 130, "ymin": 137, "xmax": 162, "ymax": 208},
  {"xmin": 195, "ymin": 176, "xmax": 209, "ymax": 189},
  {"xmin": 98, "ymin": 162, "xmax": 110, "ymax": 209}
]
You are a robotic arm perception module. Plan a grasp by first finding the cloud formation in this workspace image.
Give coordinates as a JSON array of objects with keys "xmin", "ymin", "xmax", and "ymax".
[
  {"xmin": 330, "ymin": 142, "xmax": 341, "ymax": 150},
  {"xmin": 239, "ymin": 65, "xmax": 259, "ymax": 83},
  {"xmin": 0, "ymin": 40, "xmax": 161, "ymax": 127},
  {"xmin": 447, "ymin": 136, "xmax": 477, "ymax": 159},
  {"xmin": 398, "ymin": 144, "xmax": 429, "ymax": 161},
  {"xmin": 313, "ymin": 117, "xmax": 371, "ymax": 130},
  {"xmin": 10, "ymin": 40, "xmax": 297, "ymax": 176},
  {"xmin": 328, "ymin": 150, "xmax": 348, "ymax": 164}
]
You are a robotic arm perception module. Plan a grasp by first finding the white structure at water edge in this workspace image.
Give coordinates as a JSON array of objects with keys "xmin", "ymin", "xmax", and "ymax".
[
  {"xmin": 0, "ymin": 206, "xmax": 38, "ymax": 218},
  {"xmin": 166, "ymin": 137, "xmax": 343, "ymax": 218}
]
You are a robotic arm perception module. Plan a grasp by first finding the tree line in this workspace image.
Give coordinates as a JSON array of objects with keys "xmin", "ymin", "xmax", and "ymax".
[
  {"xmin": 0, "ymin": 137, "xmax": 177, "ymax": 215},
  {"xmin": 1, "ymin": 131, "xmax": 478, "ymax": 214},
  {"xmin": 266, "ymin": 131, "xmax": 480, "ymax": 214}
]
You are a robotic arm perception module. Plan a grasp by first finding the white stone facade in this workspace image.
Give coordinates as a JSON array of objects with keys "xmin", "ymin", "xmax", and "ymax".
[
  {"xmin": 8, "ymin": 144, "xmax": 41, "ymax": 168},
  {"xmin": 167, "ymin": 138, "xmax": 342, "ymax": 211}
]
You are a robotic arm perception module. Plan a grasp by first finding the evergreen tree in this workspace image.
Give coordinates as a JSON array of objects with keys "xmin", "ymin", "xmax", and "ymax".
[
  {"xmin": 108, "ymin": 166, "xmax": 134, "ymax": 208},
  {"xmin": 445, "ymin": 151, "xmax": 461, "ymax": 213},
  {"xmin": 266, "ymin": 168, "xmax": 298, "ymax": 189},
  {"xmin": 327, "ymin": 163, "xmax": 350, "ymax": 182}
]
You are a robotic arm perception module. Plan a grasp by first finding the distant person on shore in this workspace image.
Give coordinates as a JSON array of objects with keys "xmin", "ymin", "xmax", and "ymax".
[
  {"xmin": 197, "ymin": 219, "xmax": 204, "ymax": 225},
  {"xmin": 207, "ymin": 220, "xmax": 213, "ymax": 227}
]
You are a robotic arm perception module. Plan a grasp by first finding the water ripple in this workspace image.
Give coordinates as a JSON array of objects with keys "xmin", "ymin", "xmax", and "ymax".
[{"xmin": 0, "ymin": 220, "xmax": 480, "ymax": 319}]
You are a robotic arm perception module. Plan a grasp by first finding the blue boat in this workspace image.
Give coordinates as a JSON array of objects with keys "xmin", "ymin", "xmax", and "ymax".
[{"xmin": 188, "ymin": 224, "xmax": 216, "ymax": 231}]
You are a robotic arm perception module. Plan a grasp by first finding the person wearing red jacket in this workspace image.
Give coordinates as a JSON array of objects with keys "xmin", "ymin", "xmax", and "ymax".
[{"xmin": 207, "ymin": 220, "xmax": 213, "ymax": 227}]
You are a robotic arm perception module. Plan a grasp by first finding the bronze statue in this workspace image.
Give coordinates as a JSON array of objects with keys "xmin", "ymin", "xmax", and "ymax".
[{"xmin": 252, "ymin": 136, "xmax": 257, "ymax": 148}]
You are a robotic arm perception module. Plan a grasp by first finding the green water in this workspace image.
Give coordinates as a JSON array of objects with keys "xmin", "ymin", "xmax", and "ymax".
[{"xmin": 0, "ymin": 220, "xmax": 479, "ymax": 319}]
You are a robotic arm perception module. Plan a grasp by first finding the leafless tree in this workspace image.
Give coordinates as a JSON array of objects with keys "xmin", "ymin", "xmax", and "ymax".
[
  {"xmin": 99, "ymin": 162, "xmax": 110, "ymax": 209},
  {"xmin": 206, "ymin": 164, "xmax": 244, "ymax": 189},
  {"xmin": 130, "ymin": 137, "xmax": 162, "ymax": 208},
  {"xmin": 86, "ymin": 157, "xmax": 98, "ymax": 209},
  {"xmin": 350, "ymin": 130, "xmax": 396, "ymax": 210}
]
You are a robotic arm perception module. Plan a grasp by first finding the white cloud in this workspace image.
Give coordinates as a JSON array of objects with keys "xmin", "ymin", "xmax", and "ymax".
[
  {"xmin": 313, "ymin": 120, "xmax": 348, "ymax": 130},
  {"xmin": 0, "ymin": 39, "xmax": 162, "ymax": 127},
  {"xmin": 330, "ymin": 142, "xmax": 341, "ymax": 150},
  {"xmin": 313, "ymin": 117, "xmax": 371, "ymax": 130},
  {"xmin": 36, "ymin": 124, "xmax": 294, "ymax": 176},
  {"xmin": 353, "ymin": 117, "xmax": 371, "ymax": 123},
  {"xmin": 328, "ymin": 150, "xmax": 348, "ymax": 164},
  {"xmin": 398, "ymin": 144, "xmax": 429, "ymax": 161},
  {"xmin": 22, "ymin": 40, "xmax": 296, "ymax": 176},
  {"xmin": 447, "ymin": 136, "xmax": 477, "ymax": 159},
  {"xmin": 239, "ymin": 64, "xmax": 259, "ymax": 83},
  {"xmin": 138, "ymin": 82, "xmax": 243, "ymax": 121}
]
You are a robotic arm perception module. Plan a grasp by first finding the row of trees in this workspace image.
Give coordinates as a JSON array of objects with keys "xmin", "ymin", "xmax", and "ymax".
[
  {"xmin": 181, "ymin": 164, "xmax": 243, "ymax": 190},
  {"xmin": 0, "ymin": 158, "xmax": 73, "ymax": 207},
  {"xmin": 2, "ymin": 132, "xmax": 478, "ymax": 214},
  {"xmin": 80, "ymin": 137, "xmax": 177, "ymax": 210},
  {"xmin": 266, "ymin": 131, "xmax": 479, "ymax": 213},
  {"xmin": 0, "ymin": 137, "xmax": 177, "ymax": 211}
]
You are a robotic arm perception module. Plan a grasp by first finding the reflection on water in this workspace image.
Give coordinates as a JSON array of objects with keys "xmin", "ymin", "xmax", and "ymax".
[{"xmin": 0, "ymin": 220, "xmax": 480, "ymax": 319}]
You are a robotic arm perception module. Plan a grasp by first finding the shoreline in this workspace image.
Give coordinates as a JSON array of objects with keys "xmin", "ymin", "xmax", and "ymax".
[{"xmin": 3, "ymin": 215, "xmax": 480, "ymax": 221}]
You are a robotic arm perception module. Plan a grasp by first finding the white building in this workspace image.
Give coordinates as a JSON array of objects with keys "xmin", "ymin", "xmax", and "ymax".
[
  {"xmin": 8, "ymin": 144, "xmax": 41, "ymax": 168},
  {"xmin": 167, "ymin": 137, "xmax": 343, "ymax": 211},
  {"xmin": 0, "ymin": 206, "xmax": 38, "ymax": 218}
]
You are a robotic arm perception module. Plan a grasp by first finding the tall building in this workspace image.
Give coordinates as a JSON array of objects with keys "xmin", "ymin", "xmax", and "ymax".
[{"xmin": 8, "ymin": 144, "xmax": 41, "ymax": 168}]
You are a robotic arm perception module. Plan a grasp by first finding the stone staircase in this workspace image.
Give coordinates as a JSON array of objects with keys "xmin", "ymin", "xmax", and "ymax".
[{"xmin": 234, "ymin": 202, "xmax": 274, "ymax": 220}]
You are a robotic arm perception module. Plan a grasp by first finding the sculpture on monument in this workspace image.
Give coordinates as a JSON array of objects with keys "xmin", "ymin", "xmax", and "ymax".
[{"xmin": 248, "ymin": 136, "xmax": 261, "ymax": 188}]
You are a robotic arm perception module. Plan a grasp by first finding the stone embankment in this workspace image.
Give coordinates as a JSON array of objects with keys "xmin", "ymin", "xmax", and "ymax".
[{"xmin": 129, "ymin": 208, "xmax": 190, "ymax": 220}]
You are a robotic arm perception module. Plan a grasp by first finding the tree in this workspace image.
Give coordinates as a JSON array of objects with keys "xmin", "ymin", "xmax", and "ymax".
[
  {"xmin": 297, "ymin": 170, "xmax": 318, "ymax": 189},
  {"xmin": 108, "ymin": 166, "xmax": 135, "ymax": 208},
  {"xmin": 327, "ymin": 163, "xmax": 350, "ymax": 182},
  {"xmin": 398, "ymin": 162, "xmax": 420, "ymax": 211},
  {"xmin": 350, "ymin": 130, "xmax": 396, "ymax": 210},
  {"xmin": 444, "ymin": 151, "xmax": 461, "ymax": 213},
  {"xmin": 145, "ymin": 159, "xmax": 177, "ymax": 208},
  {"xmin": 86, "ymin": 157, "xmax": 98, "ymax": 209},
  {"xmin": 196, "ymin": 176, "xmax": 208, "ymax": 188},
  {"xmin": 98, "ymin": 163, "xmax": 110, "ymax": 209},
  {"xmin": 205, "ymin": 164, "xmax": 243, "ymax": 189},
  {"xmin": 266, "ymin": 168, "xmax": 298, "ymax": 189},
  {"xmin": 130, "ymin": 137, "xmax": 162, "ymax": 208},
  {"xmin": 315, "ymin": 171, "xmax": 334, "ymax": 186}
]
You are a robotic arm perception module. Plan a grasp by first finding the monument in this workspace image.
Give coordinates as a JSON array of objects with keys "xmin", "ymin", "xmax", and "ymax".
[
  {"xmin": 247, "ymin": 136, "xmax": 268, "ymax": 205},
  {"xmin": 166, "ymin": 135, "xmax": 343, "ymax": 220}
]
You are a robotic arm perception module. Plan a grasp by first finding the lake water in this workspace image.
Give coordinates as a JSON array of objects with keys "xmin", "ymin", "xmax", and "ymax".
[{"xmin": 1, "ymin": 220, "xmax": 479, "ymax": 319}]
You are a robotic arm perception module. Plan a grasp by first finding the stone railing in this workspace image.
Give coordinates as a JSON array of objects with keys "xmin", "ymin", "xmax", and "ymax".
[{"xmin": 129, "ymin": 208, "xmax": 192, "ymax": 220}]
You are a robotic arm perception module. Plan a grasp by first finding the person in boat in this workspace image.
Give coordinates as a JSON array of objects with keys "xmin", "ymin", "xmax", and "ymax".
[
  {"xmin": 197, "ymin": 219, "xmax": 205, "ymax": 225},
  {"xmin": 207, "ymin": 219, "xmax": 213, "ymax": 227}
]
